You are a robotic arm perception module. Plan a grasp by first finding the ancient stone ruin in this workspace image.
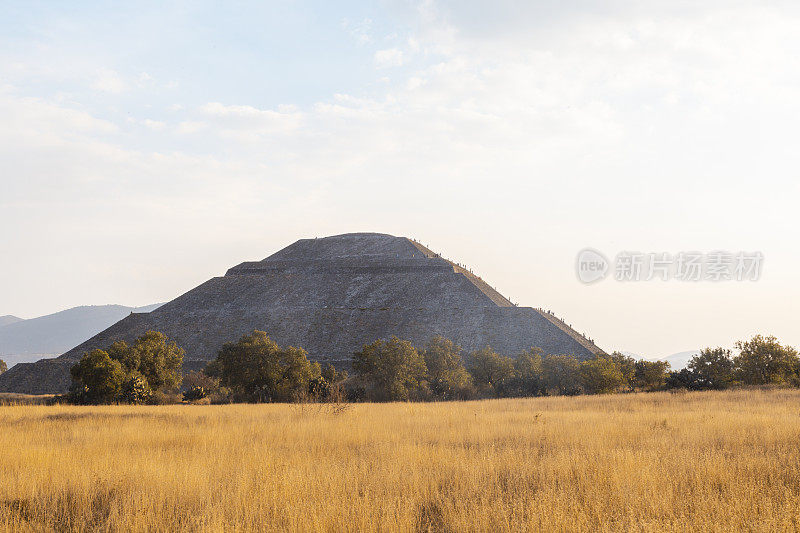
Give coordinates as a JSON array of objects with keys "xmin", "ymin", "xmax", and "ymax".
[{"xmin": 0, "ymin": 233, "xmax": 603, "ymax": 394}]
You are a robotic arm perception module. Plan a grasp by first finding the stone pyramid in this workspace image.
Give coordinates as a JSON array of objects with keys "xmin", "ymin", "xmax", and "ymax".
[{"xmin": 0, "ymin": 233, "xmax": 603, "ymax": 394}]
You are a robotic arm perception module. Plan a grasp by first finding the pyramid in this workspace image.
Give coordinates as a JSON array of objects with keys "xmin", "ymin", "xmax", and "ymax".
[{"xmin": 0, "ymin": 233, "xmax": 603, "ymax": 394}]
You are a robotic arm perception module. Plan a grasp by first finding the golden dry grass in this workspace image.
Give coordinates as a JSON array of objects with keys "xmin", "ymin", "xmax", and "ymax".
[{"xmin": 2, "ymin": 389, "xmax": 800, "ymax": 532}]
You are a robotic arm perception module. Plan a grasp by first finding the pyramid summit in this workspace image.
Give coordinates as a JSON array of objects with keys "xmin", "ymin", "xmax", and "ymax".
[{"xmin": 0, "ymin": 233, "xmax": 604, "ymax": 394}]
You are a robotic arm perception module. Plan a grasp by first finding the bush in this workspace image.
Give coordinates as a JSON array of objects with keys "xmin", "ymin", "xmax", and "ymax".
[
  {"xmin": 688, "ymin": 348, "xmax": 734, "ymax": 390},
  {"xmin": 308, "ymin": 376, "xmax": 331, "ymax": 400},
  {"xmin": 511, "ymin": 348, "xmax": 545, "ymax": 397},
  {"xmin": 353, "ymin": 336, "xmax": 429, "ymax": 401},
  {"xmin": 580, "ymin": 356, "xmax": 625, "ymax": 394},
  {"xmin": 634, "ymin": 360, "xmax": 670, "ymax": 391},
  {"xmin": 67, "ymin": 332, "xmax": 185, "ymax": 404},
  {"xmin": 0, "ymin": 359, "xmax": 6, "ymax": 375},
  {"xmin": 541, "ymin": 355, "xmax": 581, "ymax": 395},
  {"xmin": 467, "ymin": 347, "xmax": 516, "ymax": 397},
  {"xmin": 423, "ymin": 336, "xmax": 474, "ymax": 400},
  {"xmin": 107, "ymin": 332, "xmax": 184, "ymax": 392},
  {"xmin": 209, "ymin": 330, "xmax": 320, "ymax": 403},
  {"xmin": 734, "ymin": 335, "xmax": 799, "ymax": 385},
  {"xmin": 119, "ymin": 374, "xmax": 153, "ymax": 404},
  {"xmin": 183, "ymin": 386, "xmax": 207, "ymax": 402},
  {"xmin": 69, "ymin": 349, "xmax": 127, "ymax": 404}
]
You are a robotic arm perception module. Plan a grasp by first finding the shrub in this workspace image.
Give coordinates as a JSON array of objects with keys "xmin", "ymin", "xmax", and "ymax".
[
  {"xmin": 183, "ymin": 386, "xmax": 207, "ymax": 402},
  {"xmin": 511, "ymin": 348, "xmax": 545, "ymax": 397},
  {"xmin": 580, "ymin": 356, "xmax": 625, "ymax": 394},
  {"xmin": 209, "ymin": 330, "xmax": 320, "ymax": 403},
  {"xmin": 0, "ymin": 359, "xmax": 6, "ymax": 375},
  {"xmin": 734, "ymin": 335, "xmax": 799, "ymax": 385},
  {"xmin": 541, "ymin": 355, "xmax": 581, "ymax": 395},
  {"xmin": 634, "ymin": 360, "xmax": 670, "ymax": 391},
  {"xmin": 422, "ymin": 336, "xmax": 474, "ymax": 400},
  {"xmin": 609, "ymin": 352, "xmax": 636, "ymax": 391},
  {"xmin": 308, "ymin": 376, "xmax": 331, "ymax": 400},
  {"xmin": 107, "ymin": 332, "xmax": 184, "ymax": 392},
  {"xmin": 353, "ymin": 336, "xmax": 429, "ymax": 401},
  {"xmin": 69, "ymin": 349, "xmax": 127, "ymax": 404},
  {"xmin": 119, "ymin": 373, "xmax": 153, "ymax": 404},
  {"xmin": 467, "ymin": 347, "xmax": 516, "ymax": 398},
  {"xmin": 688, "ymin": 348, "xmax": 734, "ymax": 389}
]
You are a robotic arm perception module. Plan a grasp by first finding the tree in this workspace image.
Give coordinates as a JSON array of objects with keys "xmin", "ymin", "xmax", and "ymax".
[
  {"xmin": 352, "ymin": 336, "xmax": 429, "ymax": 401},
  {"xmin": 512, "ymin": 348, "xmax": 545, "ymax": 397},
  {"xmin": 541, "ymin": 355, "xmax": 581, "ymax": 395},
  {"xmin": 580, "ymin": 355, "xmax": 625, "ymax": 394},
  {"xmin": 665, "ymin": 368, "xmax": 700, "ymax": 390},
  {"xmin": 70, "ymin": 349, "xmax": 126, "ymax": 404},
  {"xmin": 466, "ymin": 347, "xmax": 516, "ymax": 397},
  {"xmin": 422, "ymin": 336, "xmax": 474, "ymax": 400},
  {"xmin": 609, "ymin": 352, "xmax": 636, "ymax": 391},
  {"xmin": 0, "ymin": 359, "xmax": 6, "ymax": 375},
  {"xmin": 209, "ymin": 331, "xmax": 320, "ymax": 402},
  {"xmin": 688, "ymin": 348, "xmax": 734, "ymax": 389},
  {"xmin": 108, "ymin": 332, "xmax": 184, "ymax": 391},
  {"xmin": 634, "ymin": 360, "xmax": 670, "ymax": 391},
  {"xmin": 734, "ymin": 335, "xmax": 799, "ymax": 385}
]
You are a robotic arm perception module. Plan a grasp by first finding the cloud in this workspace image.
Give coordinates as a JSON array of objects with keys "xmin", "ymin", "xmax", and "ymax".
[
  {"xmin": 2, "ymin": 1, "xmax": 800, "ymax": 354},
  {"xmin": 91, "ymin": 69, "xmax": 127, "ymax": 93},
  {"xmin": 374, "ymin": 48, "xmax": 405, "ymax": 68}
]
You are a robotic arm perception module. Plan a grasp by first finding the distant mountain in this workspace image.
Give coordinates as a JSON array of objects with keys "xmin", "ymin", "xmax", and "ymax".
[
  {"xmin": 657, "ymin": 351, "xmax": 700, "ymax": 370},
  {"xmin": 0, "ymin": 316, "xmax": 23, "ymax": 327},
  {"xmin": 0, "ymin": 304, "xmax": 162, "ymax": 366},
  {"xmin": 622, "ymin": 350, "xmax": 699, "ymax": 370}
]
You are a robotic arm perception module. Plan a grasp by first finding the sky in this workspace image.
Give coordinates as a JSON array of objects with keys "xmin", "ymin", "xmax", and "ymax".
[{"xmin": 2, "ymin": 0, "xmax": 799, "ymax": 358}]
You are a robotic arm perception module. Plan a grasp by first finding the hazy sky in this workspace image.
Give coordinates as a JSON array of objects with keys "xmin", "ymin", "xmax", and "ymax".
[{"xmin": 2, "ymin": 1, "xmax": 799, "ymax": 358}]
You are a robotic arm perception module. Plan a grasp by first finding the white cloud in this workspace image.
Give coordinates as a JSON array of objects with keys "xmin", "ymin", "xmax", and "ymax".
[
  {"xmin": 3, "ymin": 1, "xmax": 800, "ymax": 355},
  {"xmin": 374, "ymin": 48, "xmax": 405, "ymax": 68},
  {"xmin": 91, "ymin": 69, "xmax": 127, "ymax": 93},
  {"xmin": 142, "ymin": 119, "xmax": 165, "ymax": 130}
]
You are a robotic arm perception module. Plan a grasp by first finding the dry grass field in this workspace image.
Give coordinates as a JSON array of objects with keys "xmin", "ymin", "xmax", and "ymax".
[{"xmin": 2, "ymin": 389, "xmax": 800, "ymax": 532}]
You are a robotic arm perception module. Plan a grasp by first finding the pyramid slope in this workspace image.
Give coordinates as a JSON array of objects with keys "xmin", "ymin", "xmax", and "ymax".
[{"xmin": 0, "ymin": 233, "xmax": 603, "ymax": 394}]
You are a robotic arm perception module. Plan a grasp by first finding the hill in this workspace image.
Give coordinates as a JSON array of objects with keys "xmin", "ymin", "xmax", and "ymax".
[
  {"xmin": 0, "ymin": 316, "xmax": 23, "ymax": 327},
  {"xmin": 0, "ymin": 304, "xmax": 162, "ymax": 364},
  {"xmin": 0, "ymin": 233, "xmax": 603, "ymax": 394}
]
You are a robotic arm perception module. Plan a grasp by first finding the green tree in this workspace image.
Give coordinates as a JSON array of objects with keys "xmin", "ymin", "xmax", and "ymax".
[
  {"xmin": 0, "ymin": 359, "xmax": 6, "ymax": 375},
  {"xmin": 541, "ymin": 354, "xmax": 581, "ymax": 395},
  {"xmin": 665, "ymin": 368, "xmax": 700, "ymax": 390},
  {"xmin": 734, "ymin": 335, "xmax": 799, "ymax": 385},
  {"xmin": 353, "ymin": 336, "xmax": 428, "ymax": 401},
  {"xmin": 422, "ymin": 336, "xmax": 474, "ymax": 400},
  {"xmin": 609, "ymin": 352, "xmax": 636, "ymax": 391},
  {"xmin": 580, "ymin": 355, "xmax": 625, "ymax": 394},
  {"xmin": 688, "ymin": 348, "xmax": 734, "ymax": 390},
  {"xmin": 634, "ymin": 359, "xmax": 670, "ymax": 391},
  {"xmin": 109, "ymin": 332, "xmax": 184, "ymax": 391},
  {"xmin": 466, "ymin": 347, "xmax": 516, "ymax": 397},
  {"xmin": 209, "ymin": 330, "xmax": 320, "ymax": 402},
  {"xmin": 512, "ymin": 348, "xmax": 545, "ymax": 396},
  {"xmin": 70, "ymin": 349, "xmax": 126, "ymax": 404}
]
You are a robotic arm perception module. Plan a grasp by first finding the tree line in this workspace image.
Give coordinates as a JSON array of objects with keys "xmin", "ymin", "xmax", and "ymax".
[{"xmin": 64, "ymin": 329, "xmax": 800, "ymax": 404}]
